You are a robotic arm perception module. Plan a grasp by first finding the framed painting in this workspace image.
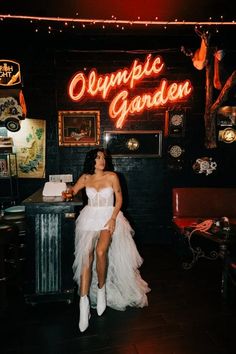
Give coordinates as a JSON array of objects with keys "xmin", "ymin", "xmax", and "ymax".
[
  {"xmin": 58, "ymin": 110, "xmax": 100, "ymax": 146},
  {"xmin": 8, "ymin": 118, "xmax": 46, "ymax": 178},
  {"xmin": 104, "ymin": 130, "xmax": 162, "ymax": 157}
]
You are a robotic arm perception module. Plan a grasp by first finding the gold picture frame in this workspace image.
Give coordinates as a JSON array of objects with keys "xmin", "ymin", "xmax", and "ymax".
[{"xmin": 58, "ymin": 110, "xmax": 100, "ymax": 146}]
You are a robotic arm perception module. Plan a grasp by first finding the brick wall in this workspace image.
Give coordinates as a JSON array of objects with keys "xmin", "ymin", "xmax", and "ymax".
[{"xmin": 2, "ymin": 29, "xmax": 236, "ymax": 243}]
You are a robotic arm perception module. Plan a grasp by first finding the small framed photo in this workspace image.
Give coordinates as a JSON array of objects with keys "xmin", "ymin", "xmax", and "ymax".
[
  {"xmin": 0, "ymin": 153, "xmax": 17, "ymax": 177},
  {"xmin": 0, "ymin": 154, "xmax": 8, "ymax": 176},
  {"xmin": 217, "ymin": 106, "xmax": 236, "ymax": 127},
  {"xmin": 58, "ymin": 110, "xmax": 100, "ymax": 146}
]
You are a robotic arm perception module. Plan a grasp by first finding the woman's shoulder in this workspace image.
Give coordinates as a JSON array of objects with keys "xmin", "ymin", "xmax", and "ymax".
[
  {"xmin": 82, "ymin": 173, "xmax": 92, "ymax": 180},
  {"xmin": 77, "ymin": 173, "xmax": 91, "ymax": 183},
  {"xmin": 104, "ymin": 171, "xmax": 117, "ymax": 177},
  {"xmin": 104, "ymin": 171, "xmax": 119, "ymax": 182}
]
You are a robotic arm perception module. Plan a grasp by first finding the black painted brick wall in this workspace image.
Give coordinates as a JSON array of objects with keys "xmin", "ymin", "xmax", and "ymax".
[{"xmin": 2, "ymin": 30, "xmax": 236, "ymax": 244}]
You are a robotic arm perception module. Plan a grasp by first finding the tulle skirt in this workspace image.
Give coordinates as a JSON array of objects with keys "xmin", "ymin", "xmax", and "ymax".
[{"xmin": 73, "ymin": 205, "xmax": 150, "ymax": 311}]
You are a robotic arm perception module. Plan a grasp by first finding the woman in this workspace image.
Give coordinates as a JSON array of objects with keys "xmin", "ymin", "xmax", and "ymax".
[{"xmin": 67, "ymin": 148, "xmax": 150, "ymax": 332}]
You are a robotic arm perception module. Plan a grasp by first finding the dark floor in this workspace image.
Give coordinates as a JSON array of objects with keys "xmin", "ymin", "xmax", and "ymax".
[{"xmin": 1, "ymin": 243, "xmax": 236, "ymax": 354}]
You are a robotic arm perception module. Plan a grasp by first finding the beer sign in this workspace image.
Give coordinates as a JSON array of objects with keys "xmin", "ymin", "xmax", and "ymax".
[{"xmin": 0, "ymin": 60, "xmax": 21, "ymax": 86}]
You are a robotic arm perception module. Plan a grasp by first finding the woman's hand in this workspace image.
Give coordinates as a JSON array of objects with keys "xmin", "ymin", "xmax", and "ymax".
[
  {"xmin": 62, "ymin": 189, "xmax": 73, "ymax": 201},
  {"xmin": 104, "ymin": 218, "xmax": 116, "ymax": 234}
]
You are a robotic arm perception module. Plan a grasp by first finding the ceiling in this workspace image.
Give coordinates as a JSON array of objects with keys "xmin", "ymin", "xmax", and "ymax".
[
  {"xmin": 0, "ymin": 0, "xmax": 235, "ymax": 21},
  {"xmin": 0, "ymin": 0, "xmax": 236, "ymax": 55}
]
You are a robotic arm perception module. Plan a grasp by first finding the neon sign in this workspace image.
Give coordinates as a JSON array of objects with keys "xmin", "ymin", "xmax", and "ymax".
[{"xmin": 68, "ymin": 54, "xmax": 192, "ymax": 128}]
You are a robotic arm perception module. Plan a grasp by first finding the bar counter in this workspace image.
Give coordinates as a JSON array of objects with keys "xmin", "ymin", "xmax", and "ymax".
[{"xmin": 22, "ymin": 188, "xmax": 83, "ymax": 304}]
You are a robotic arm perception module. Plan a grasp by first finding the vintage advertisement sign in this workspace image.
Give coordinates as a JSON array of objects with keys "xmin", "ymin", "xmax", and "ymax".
[{"xmin": 0, "ymin": 60, "xmax": 21, "ymax": 86}]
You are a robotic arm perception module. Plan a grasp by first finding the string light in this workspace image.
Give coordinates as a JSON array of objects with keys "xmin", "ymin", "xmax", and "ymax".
[
  {"xmin": 0, "ymin": 14, "xmax": 235, "ymax": 27},
  {"xmin": 0, "ymin": 13, "xmax": 235, "ymax": 36}
]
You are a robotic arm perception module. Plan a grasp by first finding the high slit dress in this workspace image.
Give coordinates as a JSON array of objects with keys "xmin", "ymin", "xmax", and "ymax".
[{"xmin": 73, "ymin": 186, "xmax": 150, "ymax": 311}]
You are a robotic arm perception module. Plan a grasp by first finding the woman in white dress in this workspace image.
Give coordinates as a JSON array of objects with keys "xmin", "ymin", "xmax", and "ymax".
[{"xmin": 67, "ymin": 148, "xmax": 150, "ymax": 332}]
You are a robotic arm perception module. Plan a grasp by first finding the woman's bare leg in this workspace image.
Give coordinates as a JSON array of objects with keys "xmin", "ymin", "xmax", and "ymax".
[
  {"xmin": 96, "ymin": 230, "xmax": 111, "ymax": 288},
  {"xmin": 80, "ymin": 252, "xmax": 94, "ymax": 296},
  {"xmin": 96, "ymin": 230, "xmax": 111, "ymax": 316},
  {"xmin": 78, "ymin": 251, "xmax": 94, "ymax": 332}
]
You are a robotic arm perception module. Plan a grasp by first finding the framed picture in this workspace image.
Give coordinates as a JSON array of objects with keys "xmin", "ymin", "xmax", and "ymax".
[
  {"xmin": 8, "ymin": 119, "xmax": 46, "ymax": 178},
  {"xmin": 58, "ymin": 110, "xmax": 100, "ymax": 146},
  {"xmin": 217, "ymin": 106, "xmax": 236, "ymax": 127},
  {"xmin": 104, "ymin": 130, "xmax": 162, "ymax": 157},
  {"xmin": 0, "ymin": 153, "xmax": 17, "ymax": 177},
  {"xmin": 0, "ymin": 153, "xmax": 8, "ymax": 176}
]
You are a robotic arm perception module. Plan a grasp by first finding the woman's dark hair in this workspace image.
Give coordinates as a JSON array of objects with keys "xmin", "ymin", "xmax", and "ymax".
[{"xmin": 83, "ymin": 148, "xmax": 113, "ymax": 174}]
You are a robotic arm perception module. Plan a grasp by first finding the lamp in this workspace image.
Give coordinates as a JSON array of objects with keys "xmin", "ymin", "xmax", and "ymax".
[
  {"xmin": 217, "ymin": 106, "xmax": 236, "ymax": 127},
  {"xmin": 218, "ymin": 127, "xmax": 236, "ymax": 143}
]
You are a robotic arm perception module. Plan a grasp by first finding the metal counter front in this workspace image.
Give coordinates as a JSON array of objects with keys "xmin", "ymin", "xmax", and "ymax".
[{"xmin": 22, "ymin": 188, "xmax": 83, "ymax": 304}]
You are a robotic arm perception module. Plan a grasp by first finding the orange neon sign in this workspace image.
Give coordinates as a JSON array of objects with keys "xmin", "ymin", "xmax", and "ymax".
[{"xmin": 68, "ymin": 54, "xmax": 192, "ymax": 128}]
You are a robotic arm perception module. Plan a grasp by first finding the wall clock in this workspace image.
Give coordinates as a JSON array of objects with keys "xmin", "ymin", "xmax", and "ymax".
[
  {"xmin": 164, "ymin": 110, "xmax": 185, "ymax": 137},
  {"xmin": 168, "ymin": 144, "xmax": 184, "ymax": 158},
  {"xmin": 170, "ymin": 114, "xmax": 184, "ymax": 127},
  {"xmin": 126, "ymin": 138, "xmax": 140, "ymax": 151}
]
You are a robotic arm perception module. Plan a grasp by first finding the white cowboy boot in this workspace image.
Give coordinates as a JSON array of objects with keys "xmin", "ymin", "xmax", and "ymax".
[
  {"xmin": 97, "ymin": 284, "xmax": 106, "ymax": 316},
  {"xmin": 79, "ymin": 295, "xmax": 90, "ymax": 332}
]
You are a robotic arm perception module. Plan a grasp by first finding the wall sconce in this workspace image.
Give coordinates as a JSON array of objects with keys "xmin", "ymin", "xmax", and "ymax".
[{"xmin": 218, "ymin": 128, "xmax": 236, "ymax": 143}]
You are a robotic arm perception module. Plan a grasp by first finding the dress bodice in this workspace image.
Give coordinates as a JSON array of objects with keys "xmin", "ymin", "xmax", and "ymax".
[{"xmin": 86, "ymin": 187, "xmax": 114, "ymax": 207}]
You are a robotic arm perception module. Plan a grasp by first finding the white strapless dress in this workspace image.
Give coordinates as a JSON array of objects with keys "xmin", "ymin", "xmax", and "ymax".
[{"xmin": 73, "ymin": 186, "xmax": 150, "ymax": 311}]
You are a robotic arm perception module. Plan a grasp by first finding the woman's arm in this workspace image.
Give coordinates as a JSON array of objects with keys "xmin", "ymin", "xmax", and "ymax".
[
  {"xmin": 71, "ymin": 174, "xmax": 87, "ymax": 195},
  {"xmin": 62, "ymin": 174, "xmax": 87, "ymax": 199},
  {"xmin": 104, "ymin": 173, "xmax": 122, "ymax": 234},
  {"xmin": 111, "ymin": 173, "xmax": 123, "ymax": 220}
]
